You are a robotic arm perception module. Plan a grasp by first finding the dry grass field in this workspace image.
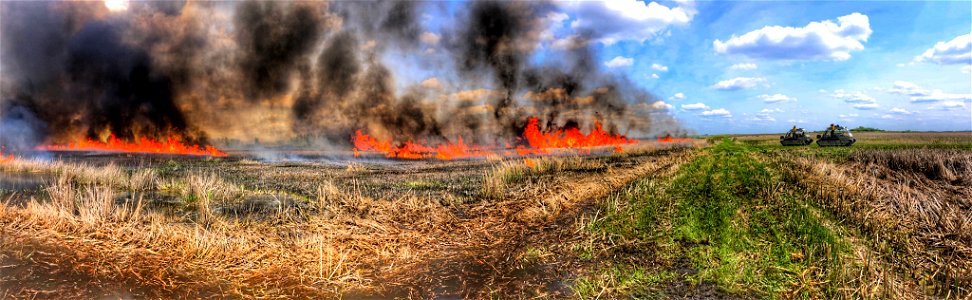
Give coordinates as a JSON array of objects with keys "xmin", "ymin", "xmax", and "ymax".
[{"xmin": 1, "ymin": 132, "xmax": 970, "ymax": 299}]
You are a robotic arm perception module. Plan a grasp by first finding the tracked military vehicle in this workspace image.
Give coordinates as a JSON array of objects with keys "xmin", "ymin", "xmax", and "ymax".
[
  {"xmin": 816, "ymin": 124, "xmax": 856, "ymax": 147},
  {"xmin": 780, "ymin": 126, "xmax": 813, "ymax": 146}
]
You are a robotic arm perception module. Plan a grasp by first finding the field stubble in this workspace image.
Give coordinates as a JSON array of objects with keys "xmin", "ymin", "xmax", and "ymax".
[
  {"xmin": 0, "ymin": 142, "xmax": 698, "ymax": 298},
  {"xmin": 778, "ymin": 148, "xmax": 971, "ymax": 297}
]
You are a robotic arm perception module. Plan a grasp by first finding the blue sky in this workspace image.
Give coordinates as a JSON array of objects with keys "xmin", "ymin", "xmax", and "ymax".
[
  {"xmin": 596, "ymin": 1, "xmax": 971, "ymax": 134},
  {"xmin": 410, "ymin": 1, "xmax": 972, "ymax": 134}
]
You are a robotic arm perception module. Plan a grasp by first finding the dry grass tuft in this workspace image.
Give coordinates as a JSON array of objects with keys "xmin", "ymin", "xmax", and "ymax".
[
  {"xmin": 35, "ymin": 173, "xmax": 144, "ymax": 226},
  {"xmin": 345, "ymin": 161, "xmax": 365, "ymax": 173},
  {"xmin": 778, "ymin": 149, "xmax": 972, "ymax": 296},
  {"xmin": 849, "ymin": 148, "xmax": 972, "ymax": 184},
  {"xmin": 482, "ymin": 160, "xmax": 526, "ymax": 199},
  {"xmin": 482, "ymin": 155, "xmax": 614, "ymax": 199},
  {"xmin": 128, "ymin": 168, "xmax": 158, "ymax": 191},
  {"xmin": 1, "ymin": 157, "xmax": 129, "ymax": 188}
]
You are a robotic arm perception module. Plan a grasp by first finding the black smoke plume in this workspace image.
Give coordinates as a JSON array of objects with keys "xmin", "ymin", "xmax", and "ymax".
[
  {"xmin": 455, "ymin": 1, "xmax": 543, "ymax": 138},
  {"xmin": 1, "ymin": 0, "xmax": 682, "ymax": 152},
  {"xmin": 450, "ymin": 1, "xmax": 659, "ymax": 140},
  {"xmin": 1, "ymin": 1, "xmax": 206, "ymax": 146},
  {"xmin": 234, "ymin": 1, "xmax": 325, "ymax": 102}
]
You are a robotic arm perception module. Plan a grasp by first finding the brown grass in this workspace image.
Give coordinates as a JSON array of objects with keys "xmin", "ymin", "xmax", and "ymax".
[
  {"xmin": 777, "ymin": 149, "xmax": 972, "ymax": 296},
  {"xmin": 1, "ymin": 178, "xmax": 442, "ymax": 297},
  {"xmin": 0, "ymin": 144, "xmax": 700, "ymax": 297},
  {"xmin": 481, "ymin": 155, "xmax": 610, "ymax": 200},
  {"xmin": 1, "ymin": 158, "xmax": 127, "ymax": 187},
  {"xmin": 735, "ymin": 131, "xmax": 972, "ymax": 147},
  {"xmin": 128, "ymin": 168, "xmax": 158, "ymax": 191}
]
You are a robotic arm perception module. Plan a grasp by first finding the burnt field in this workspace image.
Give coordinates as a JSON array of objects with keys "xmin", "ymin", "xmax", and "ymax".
[{"xmin": 0, "ymin": 132, "xmax": 969, "ymax": 299}]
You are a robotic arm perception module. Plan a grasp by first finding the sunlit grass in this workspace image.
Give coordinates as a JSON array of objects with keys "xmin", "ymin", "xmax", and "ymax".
[{"xmin": 578, "ymin": 139, "xmax": 849, "ymax": 298}]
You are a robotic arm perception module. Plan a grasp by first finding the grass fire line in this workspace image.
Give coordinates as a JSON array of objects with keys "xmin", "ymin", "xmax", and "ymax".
[{"xmin": 352, "ymin": 117, "xmax": 640, "ymax": 160}]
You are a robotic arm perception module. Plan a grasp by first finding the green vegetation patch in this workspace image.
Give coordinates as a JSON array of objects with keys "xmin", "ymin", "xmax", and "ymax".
[
  {"xmin": 577, "ymin": 139, "xmax": 849, "ymax": 299},
  {"xmin": 402, "ymin": 179, "xmax": 447, "ymax": 191},
  {"xmin": 850, "ymin": 126, "xmax": 883, "ymax": 132}
]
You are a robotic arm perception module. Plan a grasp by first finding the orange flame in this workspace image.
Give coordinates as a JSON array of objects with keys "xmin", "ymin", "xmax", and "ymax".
[
  {"xmin": 353, "ymin": 130, "xmax": 497, "ymax": 160},
  {"xmin": 37, "ymin": 134, "xmax": 227, "ymax": 157},
  {"xmin": 521, "ymin": 117, "xmax": 635, "ymax": 153},
  {"xmin": 524, "ymin": 158, "xmax": 537, "ymax": 169},
  {"xmin": 657, "ymin": 135, "xmax": 692, "ymax": 143},
  {"xmin": 353, "ymin": 116, "xmax": 637, "ymax": 160},
  {"xmin": 0, "ymin": 151, "xmax": 13, "ymax": 163}
]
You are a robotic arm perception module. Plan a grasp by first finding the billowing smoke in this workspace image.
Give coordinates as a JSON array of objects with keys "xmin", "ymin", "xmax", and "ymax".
[
  {"xmin": 234, "ymin": 1, "xmax": 325, "ymax": 102},
  {"xmin": 1, "ymin": 1, "xmax": 206, "ymax": 145},
  {"xmin": 455, "ymin": 1, "xmax": 540, "ymax": 137},
  {"xmin": 449, "ymin": 1, "xmax": 659, "ymax": 141},
  {"xmin": 1, "ymin": 0, "xmax": 682, "ymax": 152}
]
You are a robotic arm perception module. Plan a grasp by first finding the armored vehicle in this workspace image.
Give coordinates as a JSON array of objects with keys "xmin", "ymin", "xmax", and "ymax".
[
  {"xmin": 816, "ymin": 124, "xmax": 856, "ymax": 147},
  {"xmin": 780, "ymin": 126, "xmax": 813, "ymax": 146}
]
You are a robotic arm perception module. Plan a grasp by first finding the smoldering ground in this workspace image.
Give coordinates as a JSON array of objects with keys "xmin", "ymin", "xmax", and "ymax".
[{"xmin": 0, "ymin": 0, "xmax": 683, "ymax": 152}]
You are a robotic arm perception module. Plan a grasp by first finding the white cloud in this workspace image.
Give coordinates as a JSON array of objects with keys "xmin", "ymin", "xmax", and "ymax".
[
  {"xmin": 963, "ymin": 65, "xmax": 971, "ymax": 74},
  {"xmin": 751, "ymin": 113, "xmax": 775, "ymax": 122},
  {"xmin": 651, "ymin": 63, "xmax": 669, "ymax": 72},
  {"xmin": 670, "ymin": 92, "xmax": 685, "ymax": 100},
  {"xmin": 550, "ymin": 34, "xmax": 586, "ymax": 50},
  {"xmin": 713, "ymin": 77, "xmax": 766, "ymax": 91},
  {"xmin": 853, "ymin": 103, "xmax": 880, "ymax": 110},
  {"xmin": 713, "ymin": 13, "xmax": 871, "ymax": 61},
  {"xmin": 939, "ymin": 101, "xmax": 968, "ymax": 110},
  {"xmin": 886, "ymin": 81, "xmax": 929, "ymax": 97},
  {"xmin": 546, "ymin": 12, "xmax": 569, "ymax": 24},
  {"xmin": 105, "ymin": 0, "xmax": 129, "ymax": 12},
  {"xmin": 420, "ymin": 77, "xmax": 443, "ymax": 90},
  {"xmin": 758, "ymin": 93, "xmax": 796, "ymax": 103},
  {"xmin": 420, "ymin": 32, "xmax": 441, "ymax": 45},
  {"xmin": 701, "ymin": 108, "xmax": 732, "ymax": 118},
  {"xmin": 831, "ymin": 89, "xmax": 876, "ymax": 103},
  {"xmin": 914, "ymin": 33, "xmax": 971, "ymax": 65},
  {"xmin": 729, "ymin": 63, "xmax": 757, "ymax": 70},
  {"xmin": 889, "ymin": 107, "xmax": 914, "ymax": 115},
  {"xmin": 650, "ymin": 101, "xmax": 673, "ymax": 111},
  {"xmin": 605, "ymin": 56, "xmax": 634, "ymax": 68},
  {"xmin": 838, "ymin": 113, "xmax": 858, "ymax": 120},
  {"xmin": 910, "ymin": 90, "xmax": 972, "ymax": 103},
  {"xmin": 752, "ymin": 108, "xmax": 780, "ymax": 121},
  {"xmin": 885, "ymin": 82, "xmax": 972, "ymax": 103},
  {"xmin": 564, "ymin": 0, "xmax": 695, "ymax": 44},
  {"xmin": 880, "ymin": 114, "xmax": 896, "ymax": 119},
  {"xmin": 539, "ymin": 13, "xmax": 570, "ymax": 44},
  {"xmin": 649, "ymin": 73, "xmax": 660, "ymax": 79},
  {"xmin": 681, "ymin": 102, "xmax": 710, "ymax": 110}
]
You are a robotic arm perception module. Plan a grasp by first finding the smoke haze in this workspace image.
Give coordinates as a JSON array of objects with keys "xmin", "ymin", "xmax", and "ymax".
[{"xmin": 0, "ymin": 0, "xmax": 683, "ymax": 151}]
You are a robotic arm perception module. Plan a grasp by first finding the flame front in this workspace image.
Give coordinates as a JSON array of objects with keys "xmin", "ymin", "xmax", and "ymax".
[
  {"xmin": 521, "ymin": 117, "xmax": 635, "ymax": 153},
  {"xmin": 0, "ymin": 151, "xmax": 13, "ymax": 163},
  {"xmin": 37, "ymin": 134, "xmax": 227, "ymax": 157},
  {"xmin": 657, "ymin": 135, "xmax": 693, "ymax": 143},
  {"xmin": 353, "ymin": 116, "xmax": 639, "ymax": 160},
  {"xmin": 354, "ymin": 130, "xmax": 498, "ymax": 160}
]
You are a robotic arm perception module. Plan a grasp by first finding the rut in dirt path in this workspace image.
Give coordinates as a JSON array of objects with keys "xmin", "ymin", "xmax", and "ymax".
[{"xmin": 370, "ymin": 148, "xmax": 696, "ymax": 298}]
